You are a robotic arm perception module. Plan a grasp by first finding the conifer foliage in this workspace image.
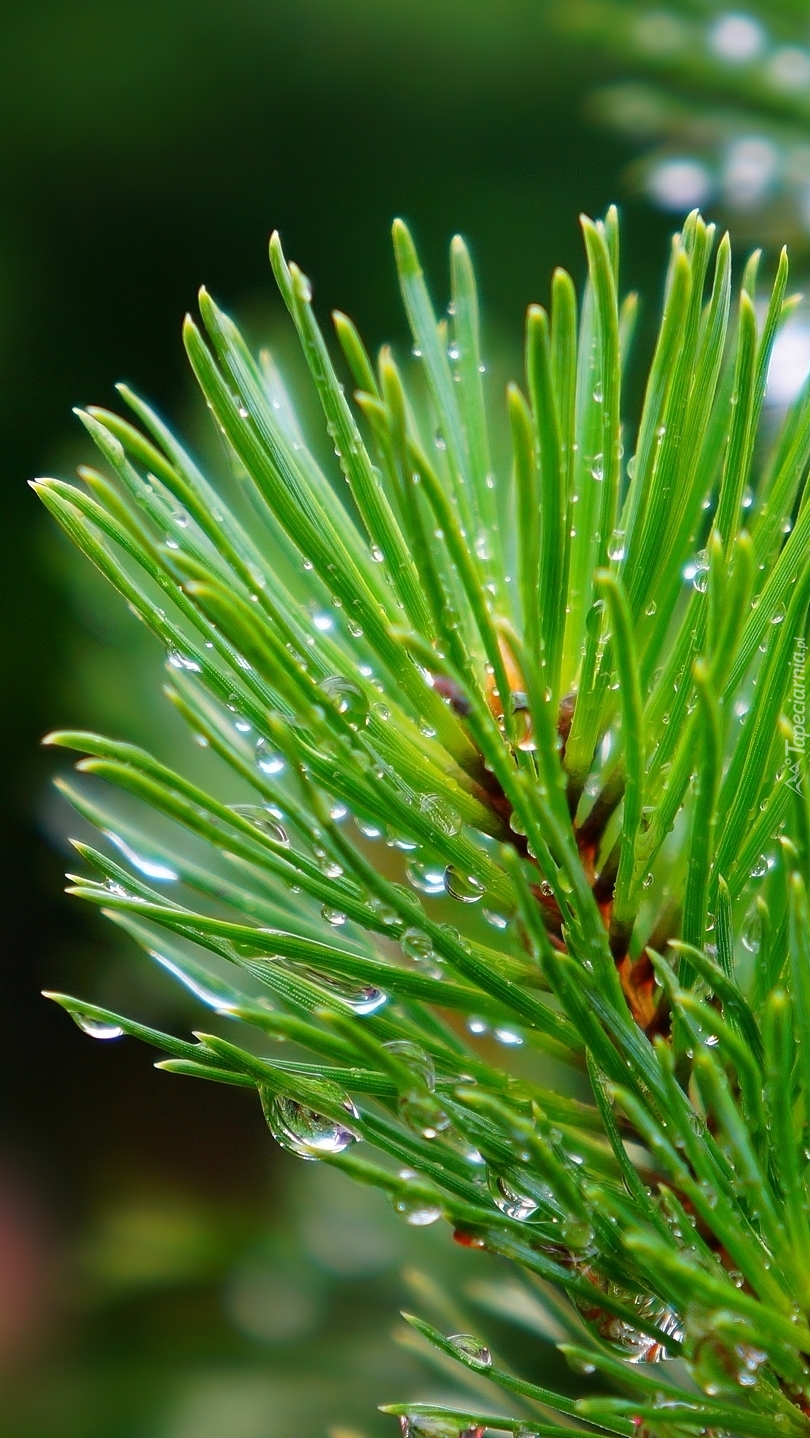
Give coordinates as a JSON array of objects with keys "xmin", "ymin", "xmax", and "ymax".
[{"xmin": 35, "ymin": 206, "xmax": 810, "ymax": 1432}]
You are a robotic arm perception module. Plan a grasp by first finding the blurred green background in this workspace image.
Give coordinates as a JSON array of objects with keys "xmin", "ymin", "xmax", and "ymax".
[{"xmin": 2, "ymin": 2, "xmax": 793, "ymax": 1434}]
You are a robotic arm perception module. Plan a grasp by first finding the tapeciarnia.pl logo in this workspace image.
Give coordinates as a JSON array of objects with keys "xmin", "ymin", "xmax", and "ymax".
[{"xmin": 786, "ymin": 635, "xmax": 807, "ymax": 796}]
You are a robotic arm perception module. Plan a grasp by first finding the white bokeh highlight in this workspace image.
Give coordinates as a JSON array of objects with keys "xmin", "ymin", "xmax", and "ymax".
[
  {"xmin": 709, "ymin": 13, "xmax": 766, "ymax": 63},
  {"xmin": 767, "ymin": 316, "xmax": 810, "ymax": 406},
  {"xmin": 648, "ymin": 158, "xmax": 714, "ymax": 210}
]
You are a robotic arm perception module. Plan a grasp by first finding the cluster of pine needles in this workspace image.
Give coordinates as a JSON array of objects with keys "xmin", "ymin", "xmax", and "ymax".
[{"xmin": 35, "ymin": 203, "xmax": 810, "ymax": 1434}]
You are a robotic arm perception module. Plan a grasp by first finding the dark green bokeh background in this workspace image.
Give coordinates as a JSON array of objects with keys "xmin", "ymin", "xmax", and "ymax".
[{"xmin": 0, "ymin": 3, "xmax": 675, "ymax": 1432}]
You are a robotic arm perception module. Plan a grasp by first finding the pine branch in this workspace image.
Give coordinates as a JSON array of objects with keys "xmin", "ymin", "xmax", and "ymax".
[{"xmin": 36, "ymin": 208, "xmax": 810, "ymax": 1434}]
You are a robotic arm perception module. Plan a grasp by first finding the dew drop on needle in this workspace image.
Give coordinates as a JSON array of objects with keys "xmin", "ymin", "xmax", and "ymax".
[
  {"xmin": 447, "ymin": 1334, "xmax": 492, "ymax": 1369},
  {"xmin": 72, "ymin": 1012, "xmax": 124, "ymax": 1040},
  {"xmin": 262, "ymin": 1091, "xmax": 360, "ymax": 1160}
]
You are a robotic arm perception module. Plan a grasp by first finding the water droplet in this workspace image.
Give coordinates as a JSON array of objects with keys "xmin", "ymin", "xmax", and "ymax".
[
  {"xmin": 466, "ymin": 1017, "xmax": 488, "ymax": 1035},
  {"xmin": 255, "ymin": 738, "xmax": 285, "ymax": 775},
  {"xmin": 593, "ymin": 381, "xmax": 603, "ymax": 404},
  {"xmin": 685, "ymin": 549, "xmax": 710, "ymax": 592},
  {"xmin": 313, "ymin": 612, "xmax": 334, "ymax": 632},
  {"xmin": 167, "ymin": 649, "xmax": 201, "ymax": 672},
  {"xmin": 585, "ymin": 598, "xmax": 605, "ymax": 638},
  {"xmin": 642, "ymin": 872, "xmax": 654, "ymax": 890},
  {"xmin": 321, "ymin": 906, "xmax": 347, "ymax": 927},
  {"xmin": 750, "ymin": 854, "xmax": 768, "ymax": 878},
  {"xmin": 393, "ymin": 1171, "xmax": 442, "ymax": 1226},
  {"xmin": 72, "ymin": 1011, "xmax": 124, "ymax": 1040},
  {"xmin": 771, "ymin": 603, "xmax": 786, "ymax": 625},
  {"xmin": 447, "ymin": 1334, "xmax": 492, "ymax": 1369},
  {"xmin": 645, "ymin": 600, "xmax": 657, "ymax": 617},
  {"xmin": 370, "ymin": 544, "xmax": 385, "ymax": 563},
  {"xmin": 591, "ymin": 453, "xmax": 604, "ymax": 482},
  {"xmin": 494, "ymin": 1028, "xmax": 523, "ymax": 1046},
  {"xmin": 400, "ymin": 1418, "xmax": 482, "ymax": 1438},
  {"xmin": 315, "ymin": 851, "xmax": 343, "ymax": 879},
  {"xmin": 262, "ymin": 1090, "xmax": 360, "ymax": 1160},
  {"xmin": 230, "ymin": 805, "xmax": 289, "ymax": 845},
  {"xmin": 104, "ymin": 879, "xmax": 129, "ymax": 897},
  {"xmin": 508, "ymin": 690, "xmax": 536, "ymax": 751},
  {"xmin": 735, "ymin": 1343, "xmax": 767, "ymax": 1386},
  {"xmin": 483, "ymin": 909, "xmax": 508, "ymax": 930},
  {"xmin": 418, "ymin": 793, "xmax": 462, "ymax": 836},
  {"xmin": 406, "ymin": 859, "xmax": 446, "ymax": 895},
  {"xmin": 568, "ymin": 1355, "xmax": 596, "ymax": 1375},
  {"xmin": 298, "ymin": 962, "xmax": 387, "ymax": 1014},
  {"xmin": 596, "ymin": 1313, "xmax": 677, "ymax": 1362},
  {"xmin": 488, "ymin": 1171, "xmax": 538, "ymax": 1220},
  {"xmin": 474, "ymin": 530, "xmax": 491, "ymax": 562},
  {"xmin": 742, "ymin": 905, "xmax": 761, "ymax": 952},
  {"xmin": 394, "ymin": 1197, "xmax": 442, "ymax": 1226},
  {"xmin": 401, "ymin": 927, "xmax": 436, "ymax": 963},
  {"xmin": 320, "ymin": 675, "xmax": 369, "ymax": 727},
  {"xmin": 562, "ymin": 1216, "xmax": 594, "ymax": 1248},
  {"xmin": 346, "ymin": 987, "xmax": 387, "ymax": 1015},
  {"xmin": 368, "ymin": 897, "xmax": 401, "ymax": 929},
  {"xmin": 385, "ymin": 1040, "xmax": 435, "ymax": 1091},
  {"xmin": 608, "ymin": 530, "xmax": 626, "ymax": 562},
  {"xmin": 444, "ymin": 867, "xmax": 485, "ymax": 904},
  {"xmin": 347, "ymin": 619, "xmax": 364, "ymax": 638},
  {"xmin": 400, "ymin": 1092, "xmax": 452, "ymax": 1139}
]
